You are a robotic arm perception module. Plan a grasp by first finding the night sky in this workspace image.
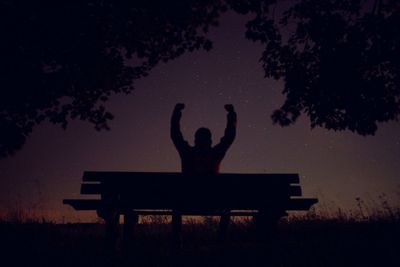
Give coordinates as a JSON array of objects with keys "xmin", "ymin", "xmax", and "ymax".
[{"xmin": 1, "ymin": 12, "xmax": 399, "ymax": 222}]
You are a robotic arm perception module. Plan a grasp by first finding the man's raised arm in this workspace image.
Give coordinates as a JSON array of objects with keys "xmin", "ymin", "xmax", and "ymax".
[
  {"xmin": 216, "ymin": 104, "xmax": 237, "ymax": 151},
  {"xmin": 170, "ymin": 103, "xmax": 188, "ymax": 151}
]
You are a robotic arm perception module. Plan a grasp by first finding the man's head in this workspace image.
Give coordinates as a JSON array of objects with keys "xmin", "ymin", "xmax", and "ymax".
[{"xmin": 195, "ymin": 127, "xmax": 212, "ymax": 148}]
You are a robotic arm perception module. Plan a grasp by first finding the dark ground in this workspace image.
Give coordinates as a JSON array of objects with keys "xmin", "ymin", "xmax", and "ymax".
[{"xmin": 0, "ymin": 217, "xmax": 399, "ymax": 267}]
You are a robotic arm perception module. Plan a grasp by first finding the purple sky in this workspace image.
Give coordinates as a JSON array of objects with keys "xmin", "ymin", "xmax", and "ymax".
[{"xmin": 1, "ymin": 12, "xmax": 399, "ymax": 222}]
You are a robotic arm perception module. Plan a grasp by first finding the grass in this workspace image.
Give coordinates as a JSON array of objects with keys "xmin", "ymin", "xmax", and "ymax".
[
  {"xmin": 0, "ymin": 207, "xmax": 399, "ymax": 267},
  {"xmin": 1, "ymin": 194, "xmax": 399, "ymax": 266}
]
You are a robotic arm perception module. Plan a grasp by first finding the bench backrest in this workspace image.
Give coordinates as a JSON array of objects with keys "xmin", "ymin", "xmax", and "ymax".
[{"xmin": 80, "ymin": 172, "xmax": 314, "ymax": 211}]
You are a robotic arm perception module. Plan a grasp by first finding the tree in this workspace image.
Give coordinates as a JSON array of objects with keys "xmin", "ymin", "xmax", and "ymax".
[
  {"xmin": 2, "ymin": 0, "xmax": 400, "ymax": 158},
  {"xmin": 0, "ymin": 0, "xmax": 224, "ymax": 157},
  {"xmin": 231, "ymin": 0, "xmax": 400, "ymax": 135}
]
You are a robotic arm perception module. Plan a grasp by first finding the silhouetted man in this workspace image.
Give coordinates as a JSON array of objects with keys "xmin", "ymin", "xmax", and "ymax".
[{"xmin": 170, "ymin": 103, "xmax": 237, "ymax": 242}]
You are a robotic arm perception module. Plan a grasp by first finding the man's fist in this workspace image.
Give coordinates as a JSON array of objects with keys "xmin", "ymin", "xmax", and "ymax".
[
  {"xmin": 224, "ymin": 104, "xmax": 235, "ymax": 113},
  {"xmin": 174, "ymin": 103, "xmax": 185, "ymax": 111}
]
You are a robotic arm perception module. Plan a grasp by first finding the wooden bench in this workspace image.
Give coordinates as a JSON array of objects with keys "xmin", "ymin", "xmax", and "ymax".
[{"xmin": 63, "ymin": 171, "xmax": 318, "ymax": 245}]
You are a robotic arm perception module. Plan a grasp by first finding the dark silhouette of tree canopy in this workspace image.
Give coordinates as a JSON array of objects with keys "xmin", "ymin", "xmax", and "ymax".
[
  {"xmin": 1, "ymin": 0, "xmax": 400, "ymax": 158},
  {"xmin": 230, "ymin": 0, "xmax": 400, "ymax": 135},
  {"xmin": 0, "ymin": 0, "xmax": 224, "ymax": 157}
]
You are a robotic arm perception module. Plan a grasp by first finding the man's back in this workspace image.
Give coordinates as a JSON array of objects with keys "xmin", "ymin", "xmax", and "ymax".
[
  {"xmin": 170, "ymin": 103, "xmax": 237, "ymax": 244},
  {"xmin": 179, "ymin": 146, "xmax": 226, "ymax": 174}
]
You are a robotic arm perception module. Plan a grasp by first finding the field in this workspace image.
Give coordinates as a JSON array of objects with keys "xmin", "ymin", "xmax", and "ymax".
[{"xmin": 1, "ymin": 211, "xmax": 399, "ymax": 267}]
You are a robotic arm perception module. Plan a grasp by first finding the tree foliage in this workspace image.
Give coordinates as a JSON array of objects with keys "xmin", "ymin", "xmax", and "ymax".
[
  {"xmin": 232, "ymin": 0, "xmax": 400, "ymax": 135},
  {"xmin": 1, "ymin": 0, "xmax": 400, "ymax": 158},
  {"xmin": 0, "ymin": 0, "xmax": 224, "ymax": 157}
]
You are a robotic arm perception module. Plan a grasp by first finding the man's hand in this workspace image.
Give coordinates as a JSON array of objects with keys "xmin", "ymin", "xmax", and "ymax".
[
  {"xmin": 224, "ymin": 104, "xmax": 235, "ymax": 113},
  {"xmin": 174, "ymin": 103, "xmax": 185, "ymax": 111}
]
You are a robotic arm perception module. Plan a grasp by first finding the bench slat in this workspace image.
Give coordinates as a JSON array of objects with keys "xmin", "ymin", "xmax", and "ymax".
[
  {"xmin": 80, "ymin": 183, "xmax": 101, "ymax": 194},
  {"xmin": 64, "ymin": 198, "xmax": 317, "ymax": 212},
  {"xmin": 82, "ymin": 172, "xmax": 300, "ymax": 184},
  {"xmin": 63, "ymin": 198, "xmax": 317, "ymax": 214},
  {"xmin": 286, "ymin": 198, "xmax": 318, "ymax": 210},
  {"xmin": 62, "ymin": 204, "xmax": 264, "ymax": 216},
  {"xmin": 80, "ymin": 183, "xmax": 303, "ymax": 197}
]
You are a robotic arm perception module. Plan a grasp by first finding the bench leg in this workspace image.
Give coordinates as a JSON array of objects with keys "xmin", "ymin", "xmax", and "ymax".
[
  {"xmin": 123, "ymin": 211, "xmax": 138, "ymax": 248},
  {"xmin": 104, "ymin": 212, "xmax": 120, "ymax": 252},
  {"xmin": 218, "ymin": 210, "xmax": 230, "ymax": 242},
  {"xmin": 172, "ymin": 210, "xmax": 182, "ymax": 247},
  {"xmin": 253, "ymin": 209, "xmax": 287, "ymax": 241}
]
